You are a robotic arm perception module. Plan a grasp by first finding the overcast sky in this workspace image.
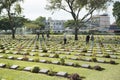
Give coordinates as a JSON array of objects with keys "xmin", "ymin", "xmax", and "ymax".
[{"xmin": 21, "ymin": 0, "xmax": 115, "ymax": 24}]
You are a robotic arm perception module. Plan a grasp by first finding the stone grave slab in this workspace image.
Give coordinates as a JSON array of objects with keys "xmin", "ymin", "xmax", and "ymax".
[
  {"xmin": 106, "ymin": 50, "xmax": 112, "ymax": 52},
  {"xmin": 70, "ymin": 57, "xmax": 78, "ymax": 60},
  {"xmin": 10, "ymin": 48, "xmax": 15, "ymax": 50},
  {"xmin": 97, "ymin": 51, "xmax": 102, "ymax": 54},
  {"xmin": 96, "ymin": 54, "xmax": 104, "ymax": 57},
  {"xmin": 77, "ymin": 50, "xmax": 83, "ymax": 52},
  {"xmin": 39, "ymin": 50, "xmax": 43, "ymax": 52},
  {"xmin": 65, "ymin": 52, "xmax": 71, "ymax": 55},
  {"xmin": 0, "ymin": 63, "xmax": 6, "ymax": 68},
  {"xmin": 85, "ymin": 53, "xmax": 92, "ymax": 56},
  {"xmin": 56, "ymin": 71, "xmax": 67, "ymax": 77},
  {"xmin": 40, "ymin": 54, "xmax": 46, "ymax": 57},
  {"xmin": 97, "ymin": 59, "xmax": 105, "ymax": 63},
  {"xmin": 28, "ymin": 58, "xmax": 34, "ymax": 62},
  {"xmin": 39, "ymin": 69, "xmax": 49, "ymax": 74},
  {"xmin": 31, "ymin": 49, "xmax": 36, "ymax": 52},
  {"xmin": 24, "ymin": 67, "xmax": 32, "ymax": 71},
  {"xmin": 49, "ymin": 55, "xmax": 55, "ymax": 58},
  {"xmin": 0, "ymin": 50, "xmax": 4, "ymax": 53},
  {"xmin": 108, "ymin": 52, "xmax": 114, "ymax": 55},
  {"xmin": 17, "ymin": 57, "xmax": 23, "ymax": 60},
  {"xmin": 65, "ymin": 62, "xmax": 73, "ymax": 66},
  {"xmin": 55, "ymin": 51, "xmax": 61, "ymax": 54},
  {"xmin": 74, "ymin": 53, "xmax": 80, "ymax": 56},
  {"xmin": 8, "ymin": 56, "xmax": 14, "ymax": 59},
  {"xmin": 0, "ymin": 55, "xmax": 3, "ymax": 58},
  {"xmin": 39, "ymin": 60, "xmax": 47, "ymax": 63},
  {"xmin": 30, "ymin": 53, "xmax": 35, "ymax": 56},
  {"xmin": 10, "ymin": 65, "xmax": 19, "ymax": 69},
  {"xmin": 81, "ymin": 64, "xmax": 90, "ymax": 68},
  {"xmin": 52, "ymin": 61, "xmax": 60, "ymax": 64},
  {"xmin": 22, "ymin": 52, "xmax": 28, "ymax": 55},
  {"xmin": 13, "ymin": 51, "xmax": 19, "ymax": 54},
  {"xmin": 110, "ymin": 55, "xmax": 117, "ymax": 59},
  {"xmin": 84, "ymin": 58, "xmax": 91, "ymax": 62},
  {"xmin": 87, "ymin": 50, "xmax": 92, "ymax": 53}
]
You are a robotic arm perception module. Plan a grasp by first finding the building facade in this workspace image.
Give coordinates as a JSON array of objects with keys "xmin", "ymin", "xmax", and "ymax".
[
  {"xmin": 45, "ymin": 17, "xmax": 65, "ymax": 33},
  {"xmin": 90, "ymin": 13, "xmax": 110, "ymax": 31}
]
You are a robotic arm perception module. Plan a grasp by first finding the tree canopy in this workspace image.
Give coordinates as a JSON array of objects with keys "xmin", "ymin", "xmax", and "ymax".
[
  {"xmin": 34, "ymin": 16, "xmax": 46, "ymax": 30},
  {"xmin": 113, "ymin": 1, "xmax": 120, "ymax": 27},
  {"xmin": 0, "ymin": 0, "xmax": 24, "ymax": 39}
]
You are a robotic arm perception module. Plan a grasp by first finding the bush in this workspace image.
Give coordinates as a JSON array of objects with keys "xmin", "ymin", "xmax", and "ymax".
[
  {"xmin": 69, "ymin": 73, "xmax": 81, "ymax": 80},
  {"xmin": 48, "ymin": 70, "xmax": 54, "ymax": 76},
  {"xmin": 3, "ymin": 54, "xmax": 8, "ymax": 59},
  {"xmin": 73, "ymin": 62, "xmax": 79, "ymax": 67},
  {"xmin": 34, "ymin": 58, "xmax": 39, "ymax": 62},
  {"xmin": 60, "ymin": 58, "xmax": 65, "ymax": 65},
  {"xmin": 31, "ymin": 66, "xmax": 40, "ymax": 73},
  {"xmin": 54, "ymin": 54, "xmax": 59, "ymax": 58},
  {"xmin": 104, "ymin": 54, "xmax": 110, "ymax": 58},
  {"xmin": 93, "ymin": 65, "xmax": 102, "ymax": 71},
  {"xmin": 46, "ymin": 60, "xmax": 51, "ymax": 63},
  {"xmin": 23, "ymin": 56, "xmax": 29, "ymax": 61},
  {"xmin": 48, "ymin": 67, "xmax": 54, "ymax": 76},
  {"xmin": 42, "ymin": 48, "xmax": 48, "ymax": 53},
  {"xmin": 82, "ymin": 48, "xmax": 87, "ymax": 53},
  {"xmin": 18, "ymin": 66, "xmax": 25, "ymax": 71},
  {"xmin": 110, "ymin": 60, "xmax": 116, "ymax": 64},
  {"xmin": 92, "ymin": 57, "xmax": 97, "ymax": 62}
]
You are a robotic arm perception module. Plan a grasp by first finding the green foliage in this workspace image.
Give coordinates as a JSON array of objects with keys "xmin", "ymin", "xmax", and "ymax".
[
  {"xmin": 73, "ymin": 62, "xmax": 79, "ymax": 67},
  {"xmin": 34, "ymin": 57, "xmax": 39, "ymax": 62},
  {"xmin": 0, "ymin": 18, "xmax": 11, "ymax": 31},
  {"xmin": 42, "ymin": 47, "xmax": 48, "ymax": 53},
  {"xmin": 31, "ymin": 66, "xmax": 40, "ymax": 73},
  {"xmin": 3, "ymin": 54, "xmax": 8, "ymax": 59},
  {"xmin": 92, "ymin": 57, "xmax": 97, "ymax": 62},
  {"xmin": 0, "ymin": 0, "xmax": 24, "ymax": 39},
  {"xmin": 34, "ymin": 16, "xmax": 46, "ymax": 30},
  {"xmin": 53, "ymin": 54, "xmax": 59, "ymax": 58},
  {"xmin": 48, "ymin": 66, "xmax": 54, "ymax": 76},
  {"xmin": 60, "ymin": 58, "xmax": 65, "ymax": 65},
  {"xmin": 93, "ymin": 65, "xmax": 102, "ymax": 71},
  {"xmin": 69, "ymin": 73, "xmax": 80, "ymax": 80},
  {"xmin": 113, "ymin": 1, "xmax": 120, "ymax": 27}
]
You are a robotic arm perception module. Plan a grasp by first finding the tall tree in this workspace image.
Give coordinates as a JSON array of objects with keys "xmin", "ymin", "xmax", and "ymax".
[
  {"xmin": 34, "ymin": 16, "xmax": 46, "ymax": 30},
  {"xmin": 46, "ymin": 0, "xmax": 112, "ymax": 40},
  {"xmin": 0, "ymin": 0, "xmax": 24, "ymax": 39},
  {"xmin": 113, "ymin": 1, "xmax": 120, "ymax": 27}
]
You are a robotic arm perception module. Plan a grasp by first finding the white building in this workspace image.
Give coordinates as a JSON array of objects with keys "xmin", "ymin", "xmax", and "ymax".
[
  {"xmin": 45, "ymin": 17, "xmax": 65, "ymax": 33},
  {"xmin": 91, "ymin": 13, "xmax": 110, "ymax": 31}
]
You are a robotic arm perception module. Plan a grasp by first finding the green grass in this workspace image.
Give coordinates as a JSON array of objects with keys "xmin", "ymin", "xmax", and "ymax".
[{"xmin": 0, "ymin": 35, "xmax": 120, "ymax": 80}]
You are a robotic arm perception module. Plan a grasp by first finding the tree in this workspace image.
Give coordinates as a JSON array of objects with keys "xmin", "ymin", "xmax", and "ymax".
[
  {"xmin": 0, "ymin": 18, "xmax": 11, "ymax": 31},
  {"xmin": 46, "ymin": 0, "xmax": 112, "ymax": 40},
  {"xmin": 0, "ymin": 16, "xmax": 26, "ymax": 32},
  {"xmin": 0, "ymin": 0, "xmax": 24, "ymax": 39},
  {"xmin": 113, "ymin": 1, "xmax": 120, "ymax": 27},
  {"xmin": 34, "ymin": 16, "xmax": 46, "ymax": 30},
  {"xmin": 64, "ymin": 20, "xmax": 85, "ymax": 29},
  {"xmin": 24, "ymin": 21, "xmax": 39, "ymax": 33}
]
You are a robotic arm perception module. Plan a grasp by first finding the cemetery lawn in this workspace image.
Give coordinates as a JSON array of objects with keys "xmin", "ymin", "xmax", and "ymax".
[
  {"xmin": 0, "ymin": 35, "xmax": 120, "ymax": 80},
  {"xmin": 0, "ymin": 57, "xmax": 120, "ymax": 80}
]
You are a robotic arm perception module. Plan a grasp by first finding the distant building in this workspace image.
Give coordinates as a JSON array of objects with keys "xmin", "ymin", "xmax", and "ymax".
[
  {"xmin": 90, "ymin": 13, "xmax": 110, "ymax": 31},
  {"xmin": 109, "ymin": 23, "xmax": 120, "ymax": 33},
  {"xmin": 45, "ymin": 17, "xmax": 65, "ymax": 33}
]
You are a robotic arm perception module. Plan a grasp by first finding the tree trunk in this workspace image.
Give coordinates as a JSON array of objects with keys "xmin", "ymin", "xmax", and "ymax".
[
  {"xmin": 12, "ymin": 28, "xmax": 15, "ymax": 39},
  {"xmin": 75, "ymin": 27, "xmax": 78, "ymax": 40}
]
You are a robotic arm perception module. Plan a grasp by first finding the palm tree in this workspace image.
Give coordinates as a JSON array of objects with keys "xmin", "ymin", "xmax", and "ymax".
[{"xmin": 0, "ymin": 0, "xmax": 24, "ymax": 39}]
